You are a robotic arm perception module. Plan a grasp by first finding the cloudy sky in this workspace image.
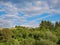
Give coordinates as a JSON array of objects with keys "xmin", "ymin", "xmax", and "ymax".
[{"xmin": 0, "ymin": 0, "xmax": 60, "ymax": 28}]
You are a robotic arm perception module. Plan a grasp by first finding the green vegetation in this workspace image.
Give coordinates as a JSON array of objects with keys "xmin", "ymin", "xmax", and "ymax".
[{"xmin": 0, "ymin": 20, "xmax": 60, "ymax": 45}]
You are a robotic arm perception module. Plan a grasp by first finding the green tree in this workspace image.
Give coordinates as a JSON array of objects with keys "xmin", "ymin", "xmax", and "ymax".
[{"xmin": 1, "ymin": 28, "xmax": 13, "ymax": 42}]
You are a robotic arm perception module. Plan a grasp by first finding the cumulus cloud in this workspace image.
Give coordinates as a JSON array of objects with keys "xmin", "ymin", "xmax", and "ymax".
[
  {"xmin": 0, "ymin": 2, "xmax": 24, "ymax": 27},
  {"xmin": 0, "ymin": 19, "xmax": 12, "ymax": 28},
  {"xmin": 0, "ymin": 0, "xmax": 60, "ymax": 28}
]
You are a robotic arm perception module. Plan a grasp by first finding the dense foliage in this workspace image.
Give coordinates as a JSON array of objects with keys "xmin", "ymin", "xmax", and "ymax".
[{"xmin": 0, "ymin": 21, "xmax": 60, "ymax": 45}]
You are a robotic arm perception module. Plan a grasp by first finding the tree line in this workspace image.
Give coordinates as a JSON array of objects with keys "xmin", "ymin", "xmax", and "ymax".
[{"xmin": 0, "ymin": 20, "xmax": 60, "ymax": 45}]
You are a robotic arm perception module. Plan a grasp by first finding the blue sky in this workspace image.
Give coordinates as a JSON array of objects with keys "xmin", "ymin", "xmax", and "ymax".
[{"xmin": 0, "ymin": 0, "xmax": 60, "ymax": 28}]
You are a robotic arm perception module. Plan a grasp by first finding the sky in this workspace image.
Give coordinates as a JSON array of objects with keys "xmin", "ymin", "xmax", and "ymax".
[{"xmin": 0, "ymin": 0, "xmax": 60, "ymax": 28}]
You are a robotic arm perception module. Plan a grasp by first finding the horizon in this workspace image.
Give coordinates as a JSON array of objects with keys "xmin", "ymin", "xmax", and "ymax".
[{"xmin": 0, "ymin": 0, "xmax": 60, "ymax": 28}]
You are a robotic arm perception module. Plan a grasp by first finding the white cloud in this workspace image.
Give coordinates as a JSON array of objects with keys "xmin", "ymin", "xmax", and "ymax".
[
  {"xmin": 19, "ymin": 1, "xmax": 49, "ymax": 17},
  {"xmin": 21, "ymin": 14, "xmax": 54, "ymax": 27},
  {"xmin": 0, "ymin": 2, "xmax": 27, "ymax": 27},
  {"xmin": 0, "ymin": 19, "xmax": 13, "ymax": 28},
  {"xmin": 0, "ymin": 0, "xmax": 60, "ymax": 28}
]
